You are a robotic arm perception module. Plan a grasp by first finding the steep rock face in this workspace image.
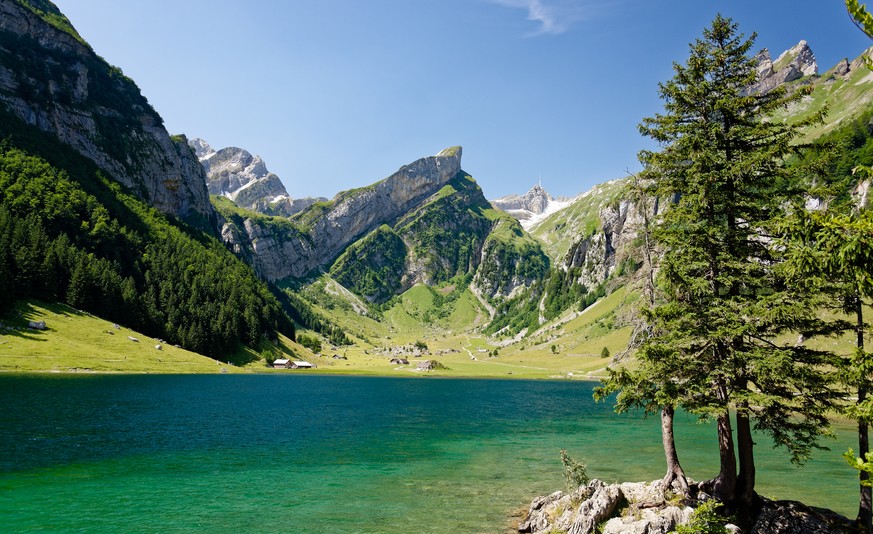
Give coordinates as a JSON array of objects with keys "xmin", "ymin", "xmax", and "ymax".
[
  {"xmin": 0, "ymin": 0, "xmax": 212, "ymax": 222},
  {"xmin": 475, "ymin": 217, "xmax": 549, "ymax": 300},
  {"xmin": 190, "ymin": 138, "xmax": 324, "ymax": 217},
  {"xmin": 222, "ymin": 147, "xmax": 464, "ymax": 281},
  {"xmin": 329, "ymin": 174, "xmax": 496, "ymax": 303},
  {"xmin": 330, "ymin": 170, "xmax": 549, "ymax": 303},
  {"xmin": 750, "ymin": 40, "xmax": 818, "ymax": 94},
  {"xmin": 392, "ymin": 173, "xmax": 493, "ymax": 289},
  {"xmin": 561, "ymin": 196, "xmax": 658, "ymax": 290}
]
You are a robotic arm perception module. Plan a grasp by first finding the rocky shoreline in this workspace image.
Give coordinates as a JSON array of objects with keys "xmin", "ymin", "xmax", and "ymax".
[{"xmin": 516, "ymin": 479, "xmax": 855, "ymax": 534}]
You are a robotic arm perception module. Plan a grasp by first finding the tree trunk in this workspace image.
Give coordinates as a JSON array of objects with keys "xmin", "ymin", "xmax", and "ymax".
[
  {"xmin": 661, "ymin": 405, "xmax": 689, "ymax": 493},
  {"xmin": 857, "ymin": 302, "xmax": 872, "ymax": 533},
  {"xmin": 711, "ymin": 379, "xmax": 737, "ymax": 506},
  {"xmin": 857, "ymin": 410, "xmax": 871, "ymax": 533},
  {"xmin": 735, "ymin": 406, "xmax": 756, "ymax": 508}
]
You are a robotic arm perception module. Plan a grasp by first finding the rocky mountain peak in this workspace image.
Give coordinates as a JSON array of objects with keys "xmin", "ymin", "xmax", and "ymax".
[
  {"xmin": 492, "ymin": 183, "xmax": 553, "ymax": 215},
  {"xmin": 750, "ymin": 40, "xmax": 818, "ymax": 94},
  {"xmin": 188, "ymin": 137, "xmax": 215, "ymax": 159},
  {"xmin": 189, "ymin": 138, "xmax": 327, "ymax": 217},
  {"xmin": 195, "ymin": 141, "xmax": 287, "ymax": 198}
]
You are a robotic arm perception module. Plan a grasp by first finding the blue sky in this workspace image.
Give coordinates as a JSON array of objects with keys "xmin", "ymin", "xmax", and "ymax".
[{"xmin": 53, "ymin": 0, "xmax": 871, "ymax": 200}]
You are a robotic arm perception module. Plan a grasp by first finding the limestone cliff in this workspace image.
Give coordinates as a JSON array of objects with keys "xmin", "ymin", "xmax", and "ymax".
[
  {"xmin": 220, "ymin": 147, "xmax": 465, "ymax": 281},
  {"xmin": 560, "ymin": 195, "xmax": 657, "ymax": 290},
  {"xmin": 329, "ymin": 171, "xmax": 548, "ymax": 303},
  {"xmin": 190, "ymin": 138, "xmax": 326, "ymax": 217},
  {"xmin": 217, "ymin": 147, "xmax": 548, "ymax": 303},
  {"xmin": 0, "ymin": 0, "xmax": 213, "ymax": 222}
]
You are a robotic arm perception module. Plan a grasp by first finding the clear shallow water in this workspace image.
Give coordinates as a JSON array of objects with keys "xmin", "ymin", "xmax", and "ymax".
[{"xmin": 0, "ymin": 375, "xmax": 859, "ymax": 532}]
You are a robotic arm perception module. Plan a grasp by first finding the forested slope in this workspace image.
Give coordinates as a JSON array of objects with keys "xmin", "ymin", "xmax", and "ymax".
[{"xmin": 0, "ymin": 111, "xmax": 294, "ymax": 358}]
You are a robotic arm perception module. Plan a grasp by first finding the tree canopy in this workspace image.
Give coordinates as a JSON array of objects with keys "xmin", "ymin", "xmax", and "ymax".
[{"xmin": 600, "ymin": 14, "xmax": 840, "ymax": 517}]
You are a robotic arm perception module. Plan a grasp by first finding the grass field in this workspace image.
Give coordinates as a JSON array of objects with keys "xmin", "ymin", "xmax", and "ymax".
[
  {"xmin": 0, "ymin": 301, "xmax": 238, "ymax": 373},
  {"xmin": 2, "ymin": 286, "xmax": 863, "ymax": 381},
  {"xmin": 0, "ymin": 294, "xmax": 620, "ymax": 379}
]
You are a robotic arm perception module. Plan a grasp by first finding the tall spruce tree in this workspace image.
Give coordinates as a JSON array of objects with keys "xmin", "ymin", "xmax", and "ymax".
[
  {"xmin": 632, "ymin": 15, "xmax": 838, "ymax": 513},
  {"xmin": 787, "ymin": 206, "xmax": 873, "ymax": 532}
]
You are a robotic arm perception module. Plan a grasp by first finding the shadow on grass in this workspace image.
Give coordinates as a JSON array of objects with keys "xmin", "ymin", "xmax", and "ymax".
[
  {"xmin": 0, "ymin": 328, "xmax": 49, "ymax": 342},
  {"xmin": 1, "ymin": 300, "xmax": 85, "ymax": 342},
  {"xmin": 225, "ymin": 344, "xmax": 263, "ymax": 367}
]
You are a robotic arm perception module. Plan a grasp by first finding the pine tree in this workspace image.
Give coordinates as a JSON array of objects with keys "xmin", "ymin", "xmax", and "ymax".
[
  {"xmin": 632, "ymin": 14, "xmax": 838, "ymax": 512},
  {"xmin": 0, "ymin": 208, "xmax": 15, "ymax": 313}
]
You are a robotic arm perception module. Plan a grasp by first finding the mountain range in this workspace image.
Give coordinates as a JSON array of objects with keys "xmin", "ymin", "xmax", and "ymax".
[{"xmin": 1, "ymin": 0, "xmax": 872, "ymax": 363}]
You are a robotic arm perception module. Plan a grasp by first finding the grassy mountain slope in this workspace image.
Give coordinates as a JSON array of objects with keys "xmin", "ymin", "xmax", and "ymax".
[
  {"xmin": 773, "ymin": 46, "xmax": 873, "ymax": 142},
  {"xmin": 0, "ymin": 300, "xmax": 238, "ymax": 373}
]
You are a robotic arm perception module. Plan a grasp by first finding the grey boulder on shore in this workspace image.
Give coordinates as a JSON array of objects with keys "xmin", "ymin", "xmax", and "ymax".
[{"xmin": 517, "ymin": 478, "xmax": 852, "ymax": 534}]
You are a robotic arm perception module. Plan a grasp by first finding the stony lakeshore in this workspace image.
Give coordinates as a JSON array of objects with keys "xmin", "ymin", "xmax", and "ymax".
[{"xmin": 516, "ymin": 479, "xmax": 856, "ymax": 534}]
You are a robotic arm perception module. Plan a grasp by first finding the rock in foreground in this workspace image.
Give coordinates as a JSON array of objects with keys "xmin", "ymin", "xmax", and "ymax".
[
  {"xmin": 518, "ymin": 479, "xmax": 691, "ymax": 534},
  {"xmin": 517, "ymin": 479, "xmax": 854, "ymax": 534}
]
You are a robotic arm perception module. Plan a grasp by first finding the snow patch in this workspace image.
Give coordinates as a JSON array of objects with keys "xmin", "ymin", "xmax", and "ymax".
[{"xmin": 520, "ymin": 197, "xmax": 575, "ymax": 230}]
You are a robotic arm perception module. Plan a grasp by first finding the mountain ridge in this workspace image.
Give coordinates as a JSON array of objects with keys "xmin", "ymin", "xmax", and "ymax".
[{"xmin": 215, "ymin": 146, "xmax": 549, "ymax": 305}]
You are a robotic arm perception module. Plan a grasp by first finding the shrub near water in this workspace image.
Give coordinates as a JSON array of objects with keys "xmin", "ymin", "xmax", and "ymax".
[
  {"xmin": 675, "ymin": 500, "xmax": 730, "ymax": 534},
  {"xmin": 560, "ymin": 449, "xmax": 589, "ymax": 489}
]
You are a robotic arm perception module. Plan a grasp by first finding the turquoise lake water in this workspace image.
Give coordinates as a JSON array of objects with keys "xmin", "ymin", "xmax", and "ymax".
[{"xmin": 0, "ymin": 375, "xmax": 859, "ymax": 532}]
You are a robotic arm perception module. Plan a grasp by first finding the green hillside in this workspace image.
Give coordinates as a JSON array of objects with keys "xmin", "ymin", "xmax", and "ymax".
[
  {"xmin": 0, "ymin": 111, "xmax": 295, "ymax": 359},
  {"xmin": 773, "ymin": 47, "xmax": 873, "ymax": 142},
  {"xmin": 0, "ymin": 300, "xmax": 240, "ymax": 373}
]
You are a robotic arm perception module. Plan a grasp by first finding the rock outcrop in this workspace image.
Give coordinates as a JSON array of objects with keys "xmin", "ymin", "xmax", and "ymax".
[
  {"xmin": 750, "ymin": 40, "xmax": 818, "ymax": 94},
  {"xmin": 190, "ymin": 138, "xmax": 325, "ymax": 217},
  {"xmin": 518, "ymin": 479, "xmax": 851, "ymax": 534},
  {"xmin": 518, "ymin": 479, "xmax": 692, "ymax": 534},
  {"xmin": 0, "ymin": 0, "xmax": 213, "ymax": 223},
  {"xmin": 750, "ymin": 499, "xmax": 853, "ymax": 534},
  {"xmin": 561, "ymin": 195, "xmax": 659, "ymax": 290}
]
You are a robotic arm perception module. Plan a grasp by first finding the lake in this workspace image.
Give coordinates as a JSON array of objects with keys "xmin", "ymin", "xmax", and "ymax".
[{"xmin": 0, "ymin": 374, "xmax": 859, "ymax": 532}]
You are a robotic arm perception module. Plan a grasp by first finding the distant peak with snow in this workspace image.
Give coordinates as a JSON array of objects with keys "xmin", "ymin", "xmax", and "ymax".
[{"xmin": 491, "ymin": 184, "xmax": 572, "ymax": 230}]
